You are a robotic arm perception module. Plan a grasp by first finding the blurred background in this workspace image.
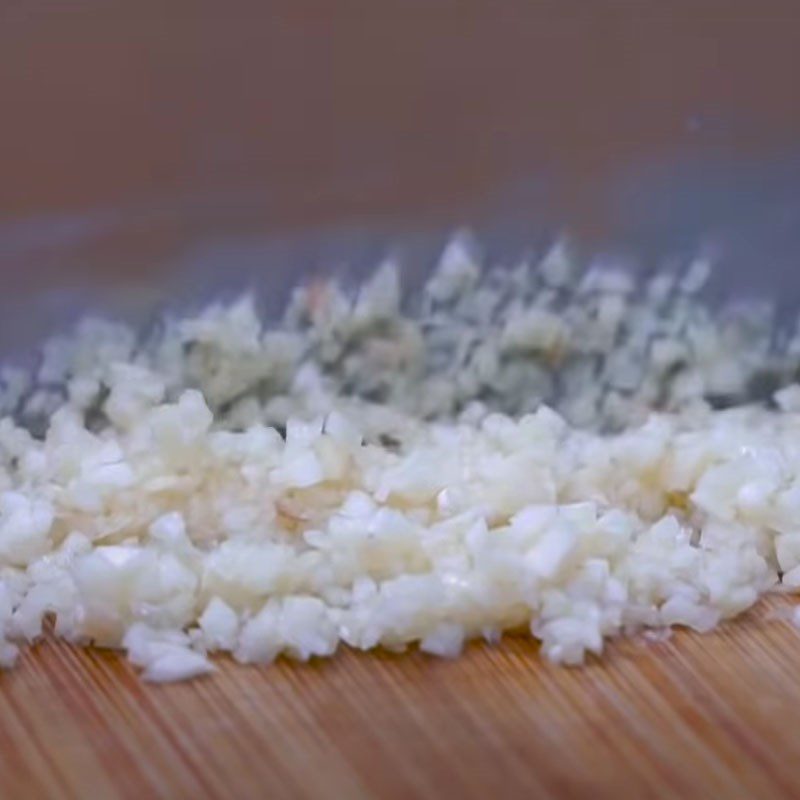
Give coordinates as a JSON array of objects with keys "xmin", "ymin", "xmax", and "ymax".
[{"xmin": 2, "ymin": 1, "xmax": 800, "ymax": 352}]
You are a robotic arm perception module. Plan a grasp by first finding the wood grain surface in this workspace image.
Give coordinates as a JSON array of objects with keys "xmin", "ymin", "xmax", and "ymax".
[{"xmin": 2, "ymin": 594, "xmax": 799, "ymax": 800}]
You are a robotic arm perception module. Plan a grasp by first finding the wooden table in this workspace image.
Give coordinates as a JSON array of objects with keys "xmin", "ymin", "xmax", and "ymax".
[{"xmin": 2, "ymin": 595, "xmax": 799, "ymax": 799}]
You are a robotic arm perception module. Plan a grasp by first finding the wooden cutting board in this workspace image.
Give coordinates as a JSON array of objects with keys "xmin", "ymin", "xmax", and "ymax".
[{"xmin": 2, "ymin": 595, "xmax": 799, "ymax": 800}]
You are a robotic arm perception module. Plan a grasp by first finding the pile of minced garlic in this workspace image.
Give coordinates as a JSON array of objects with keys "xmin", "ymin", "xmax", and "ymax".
[{"xmin": 2, "ymin": 234, "xmax": 800, "ymax": 681}]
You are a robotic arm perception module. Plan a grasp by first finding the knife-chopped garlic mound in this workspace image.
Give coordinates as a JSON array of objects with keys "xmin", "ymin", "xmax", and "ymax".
[{"xmin": 2, "ymin": 235, "xmax": 800, "ymax": 681}]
